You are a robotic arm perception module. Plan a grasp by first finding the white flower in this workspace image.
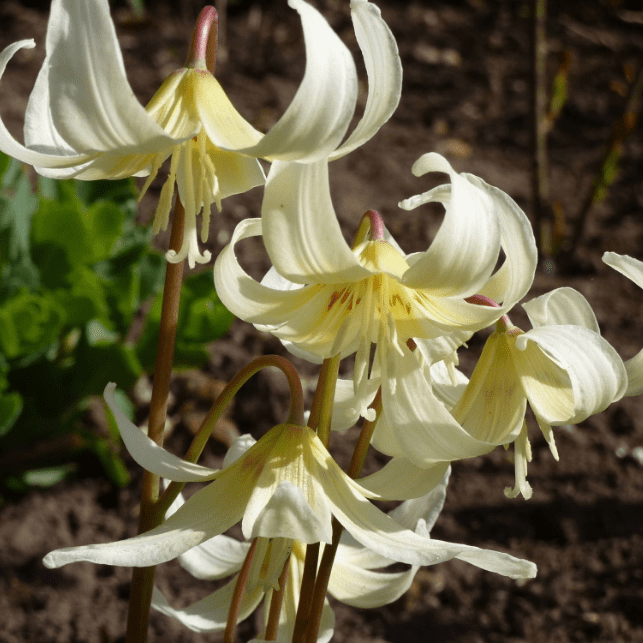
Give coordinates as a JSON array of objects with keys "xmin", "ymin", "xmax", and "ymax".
[
  {"xmin": 214, "ymin": 153, "xmax": 537, "ymax": 419},
  {"xmin": 148, "ymin": 452, "xmax": 533, "ymax": 641},
  {"xmin": 603, "ymin": 251, "xmax": 643, "ymax": 396},
  {"xmin": 0, "ymin": 0, "xmax": 401, "ymax": 266},
  {"xmin": 43, "ymin": 384, "xmax": 536, "ymax": 584},
  {"xmin": 367, "ymin": 288, "xmax": 627, "ymax": 499}
]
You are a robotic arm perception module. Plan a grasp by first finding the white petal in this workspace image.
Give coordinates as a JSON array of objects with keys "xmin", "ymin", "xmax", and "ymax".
[
  {"xmin": 388, "ymin": 466, "xmax": 450, "ymax": 533},
  {"xmin": 329, "ymin": 0, "xmax": 402, "ymax": 159},
  {"xmin": 39, "ymin": 0, "xmax": 180, "ymax": 154},
  {"xmin": 331, "ymin": 378, "xmax": 380, "ymax": 432},
  {"xmin": 514, "ymin": 326, "xmax": 627, "ymax": 423},
  {"xmin": 43, "ymin": 472, "xmax": 252, "ymax": 568},
  {"xmin": 463, "ymin": 173, "xmax": 537, "ymax": 308},
  {"xmin": 261, "ymin": 161, "xmax": 371, "ymax": 284},
  {"xmin": 399, "ymin": 153, "xmax": 501, "ymax": 296},
  {"xmin": 0, "ymin": 41, "xmax": 97, "ymax": 168},
  {"xmin": 451, "ymin": 332, "xmax": 527, "ymax": 444},
  {"xmin": 163, "ymin": 488, "xmax": 250, "ymax": 580},
  {"xmin": 522, "ymin": 287, "xmax": 600, "ymax": 332},
  {"xmin": 625, "ymin": 350, "xmax": 643, "ymax": 397},
  {"xmin": 234, "ymin": 0, "xmax": 357, "ymax": 162},
  {"xmin": 103, "ymin": 383, "xmax": 219, "ymax": 482},
  {"xmin": 151, "ymin": 581, "xmax": 263, "ymax": 633},
  {"xmin": 328, "ymin": 559, "xmax": 418, "ymax": 608},
  {"xmin": 374, "ymin": 348, "xmax": 498, "ymax": 466},
  {"xmin": 321, "ymin": 464, "xmax": 536, "ymax": 578},
  {"xmin": 223, "ymin": 434, "xmax": 257, "ymax": 467},
  {"xmin": 358, "ymin": 457, "xmax": 450, "ymax": 501},
  {"xmin": 603, "ymin": 251, "xmax": 643, "ymax": 289},
  {"xmin": 213, "ymin": 218, "xmax": 320, "ymax": 324},
  {"xmin": 245, "ymin": 480, "xmax": 333, "ymax": 544}
]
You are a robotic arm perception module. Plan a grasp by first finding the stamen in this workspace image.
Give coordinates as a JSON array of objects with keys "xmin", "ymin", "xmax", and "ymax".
[
  {"xmin": 137, "ymin": 154, "xmax": 163, "ymax": 204},
  {"xmin": 153, "ymin": 145, "xmax": 182, "ymax": 234},
  {"xmin": 504, "ymin": 422, "xmax": 533, "ymax": 500}
]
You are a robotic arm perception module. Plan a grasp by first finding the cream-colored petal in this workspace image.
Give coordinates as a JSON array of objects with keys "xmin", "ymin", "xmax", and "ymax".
[
  {"xmin": 151, "ymin": 580, "xmax": 263, "ymax": 633},
  {"xmin": 329, "ymin": 0, "xmax": 402, "ymax": 159},
  {"xmin": 214, "ymin": 218, "xmax": 320, "ymax": 325},
  {"xmin": 603, "ymin": 251, "xmax": 643, "ymax": 289},
  {"xmin": 358, "ymin": 457, "xmax": 451, "ymax": 501},
  {"xmin": 235, "ymin": 0, "xmax": 357, "ymax": 162},
  {"xmin": 0, "ymin": 41, "xmax": 97, "ymax": 169},
  {"xmin": 328, "ymin": 560, "xmax": 418, "ymax": 608},
  {"xmin": 104, "ymin": 383, "xmax": 220, "ymax": 482},
  {"xmin": 451, "ymin": 331, "xmax": 527, "ymax": 444},
  {"xmin": 43, "ymin": 469, "xmax": 253, "ymax": 568},
  {"xmin": 261, "ymin": 160, "xmax": 371, "ymax": 284},
  {"xmin": 514, "ymin": 325, "xmax": 627, "ymax": 424},
  {"xmin": 522, "ymin": 287, "xmax": 600, "ymax": 332},
  {"xmin": 40, "ymin": 0, "xmax": 180, "ymax": 154},
  {"xmin": 399, "ymin": 153, "xmax": 501, "ymax": 297}
]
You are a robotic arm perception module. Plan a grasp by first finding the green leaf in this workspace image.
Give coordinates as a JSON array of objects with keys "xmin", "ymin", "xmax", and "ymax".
[
  {"xmin": 87, "ymin": 435, "xmax": 130, "ymax": 487},
  {"xmin": 0, "ymin": 291, "xmax": 66, "ymax": 360}
]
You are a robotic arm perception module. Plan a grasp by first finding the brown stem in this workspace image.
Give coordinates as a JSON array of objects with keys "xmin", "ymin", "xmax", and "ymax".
[
  {"xmin": 224, "ymin": 538, "xmax": 258, "ymax": 643},
  {"xmin": 125, "ymin": 199, "xmax": 185, "ymax": 643},
  {"xmin": 290, "ymin": 542, "xmax": 319, "ymax": 643},
  {"xmin": 263, "ymin": 550, "xmax": 291, "ymax": 640}
]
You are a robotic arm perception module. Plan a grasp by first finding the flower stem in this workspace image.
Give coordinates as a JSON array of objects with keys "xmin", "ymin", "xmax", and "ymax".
[
  {"xmin": 224, "ymin": 538, "xmax": 258, "ymax": 643},
  {"xmin": 185, "ymin": 6, "xmax": 218, "ymax": 72},
  {"xmin": 263, "ymin": 551, "xmax": 291, "ymax": 640},
  {"xmin": 125, "ymin": 198, "xmax": 185, "ymax": 643},
  {"xmin": 299, "ymin": 389, "xmax": 383, "ymax": 643},
  {"xmin": 156, "ymin": 354, "xmax": 304, "ymax": 517}
]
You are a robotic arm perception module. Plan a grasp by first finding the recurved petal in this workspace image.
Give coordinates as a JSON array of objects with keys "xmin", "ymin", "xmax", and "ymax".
[
  {"xmin": 328, "ymin": 560, "xmax": 418, "ymax": 608},
  {"xmin": 151, "ymin": 580, "xmax": 264, "ymax": 633},
  {"xmin": 329, "ymin": 0, "xmax": 402, "ymax": 160},
  {"xmin": 261, "ymin": 160, "xmax": 371, "ymax": 284},
  {"xmin": 43, "ymin": 470, "xmax": 252, "ymax": 568},
  {"xmin": 322, "ymin": 461, "xmax": 535, "ymax": 578},
  {"xmin": 357, "ymin": 458, "xmax": 450, "ymax": 501},
  {"xmin": 0, "ymin": 41, "xmax": 97, "ymax": 169},
  {"xmin": 462, "ymin": 173, "xmax": 537, "ymax": 308},
  {"xmin": 164, "ymin": 490, "xmax": 249, "ymax": 580},
  {"xmin": 603, "ymin": 251, "xmax": 643, "ymax": 289},
  {"xmin": 40, "ymin": 0, "xmax": 181, "ymax": 154},
  {"xmin": 514, "ymin": 325, "xmax": 627, "ymax": 424},
  {"xmin": 522, "ymin": 287, "xmax": 600, "ymax": 332},
  {"xmin": 103, "ymin": 383, "xmax": 220, "ymax": 482},
  {"xmin": 374, "ymin": 348, "xmax": 498, "ymax": 466},
  {"xmin": 214, "ymin": 218, "xmax": 319, "ymax": 324},
  {"xmin": 234, "ymin": 0, "xmax": 357, "ymax": 162},
  {"xmin": 399, "ymin": 153, "xmax": 501, "ymax": 296}
]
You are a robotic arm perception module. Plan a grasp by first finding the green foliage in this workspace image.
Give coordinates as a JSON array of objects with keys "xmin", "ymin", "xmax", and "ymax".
[{"xmin": 0, "ymin": 152, "xmax": 234, "ymax": 494}]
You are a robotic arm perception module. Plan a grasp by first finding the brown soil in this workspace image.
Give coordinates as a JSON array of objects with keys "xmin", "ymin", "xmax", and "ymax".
[{"xmin": 1, "ymin": 1, "xmax": 643, "ymax": 642}]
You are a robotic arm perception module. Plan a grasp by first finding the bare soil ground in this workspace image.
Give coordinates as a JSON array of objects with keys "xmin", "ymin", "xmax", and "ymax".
[{"xmin": 1, "ymin": 1, "xmax": 643, "ymax": 642}]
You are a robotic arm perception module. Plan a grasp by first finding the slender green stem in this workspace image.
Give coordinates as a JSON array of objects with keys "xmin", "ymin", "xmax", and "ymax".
[
  {"xmin": 156, "ymin": 354, "xmax": 304, "ymax": 518},
  {"xmin": 125, "ymin": 199, "xmax": 185, "ymax": 643},
  {"xmin": 263, "ymin": 550, "xmax": 291, "ymax": 640},
  {"xmin": 224, "ymin": 538, "xmax": 258, "ymax": 643},
  {"xmin": 315, "ymin": 354, "xmax": 340, "ymax": 449}
]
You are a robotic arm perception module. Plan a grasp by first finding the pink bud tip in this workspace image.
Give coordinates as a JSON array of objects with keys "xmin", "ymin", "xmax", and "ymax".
[{"xmin": 185, "ymin": 6, "xmax": 218, "ymax": 73}]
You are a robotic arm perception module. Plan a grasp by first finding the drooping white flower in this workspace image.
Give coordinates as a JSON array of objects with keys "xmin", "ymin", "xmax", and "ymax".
[
  {"xmin": 214, "ymin": 153, "xmax": 537, "ymax": 419},
  {"xmin": 43, "ymin": 384, "xmax": 536, "ymax": 583},
  {"xmin": 367, "ymin": 288, "xmax": 627, "ymax": 499},
  {"xmin": 148, "ymin": 450, "xmax": 533, "ymax": 641},
  {"xmin": 603, "ymin": 251, "xmax": 643, "ymax": 396},
  {"xmin": 0, "ymin": 0, "xmax": 401, "ymax": 266}
]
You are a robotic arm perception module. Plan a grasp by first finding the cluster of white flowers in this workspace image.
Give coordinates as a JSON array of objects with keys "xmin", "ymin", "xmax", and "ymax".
[{"xmin": 2, "ymin": 0, "xmax": 641, "ymax": 641}]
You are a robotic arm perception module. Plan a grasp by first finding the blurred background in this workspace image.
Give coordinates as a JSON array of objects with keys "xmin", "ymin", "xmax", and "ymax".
[{"xmin": 1, "ymin": 0, "xmax": 642, "ymax": 641}]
